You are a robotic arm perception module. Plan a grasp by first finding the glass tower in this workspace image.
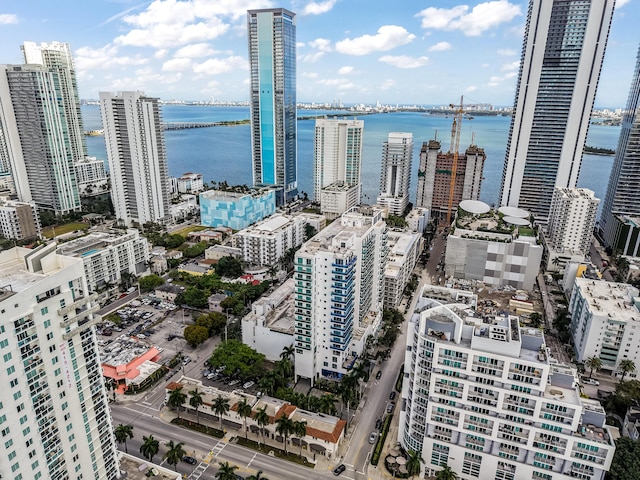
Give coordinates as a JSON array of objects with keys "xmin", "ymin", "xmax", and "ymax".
[
  {"xmin": 248, "ymin": 8, "xmax": 297, "ymax": 205},
  {"xmin": 499, "ymin": 0, "xmax": 615, "ymax": 221}
]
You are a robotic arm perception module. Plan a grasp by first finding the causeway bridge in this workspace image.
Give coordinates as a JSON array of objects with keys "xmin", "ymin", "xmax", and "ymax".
[{"xmin": 162, "ymin": 122, "xmax": 220, "ymax": 130}]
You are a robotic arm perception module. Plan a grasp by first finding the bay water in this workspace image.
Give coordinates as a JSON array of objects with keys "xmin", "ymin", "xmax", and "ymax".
[{"xmin": 82, "ymin": 105, "xmax": 618, "ymax": 210}]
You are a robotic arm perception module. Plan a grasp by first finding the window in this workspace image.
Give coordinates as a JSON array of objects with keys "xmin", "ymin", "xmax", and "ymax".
[
  {"xmin": 10, "ymin": 379, "xmax": 18, "ymax": 388},
  {"xmin": 44, "ymin": 320, "xmax": 51, "ymax": 328},
  {"xmin": 7, "ymin": 366, "xmax": 15, "ymax": 375},
  {"xmin": 40, "ymin": 307, "xmax": 48, "ymax": 315},
  {"xmin": 3, "ymin": 353, "xmax": 11, "ymax": 361}
]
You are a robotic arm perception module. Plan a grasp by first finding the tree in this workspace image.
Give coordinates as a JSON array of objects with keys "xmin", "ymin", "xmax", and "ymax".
[
  {"xmin": 247, "ymin": 471, "xmax": 268, "ymax": 480},
  {"xmin": 585, "ymin": 356, "xmax": 603, "ymax": 379},
  {"xmin": 304, "ymin": 224, "xmax": 317, "ymax": 241},
  {"xmin": 209, "ymin": 339, "xmax": 266, "ymax": 380},
  {"xmin": 319, "ymin": 394, "xmax": 338, "ymax": 416},
  {"xmin": 138, "ymin": 274, "xmax": 164, "ymax": 292},
  {"xmin": 189, "ymin": 388, "xmax": 204, "ymax": 425},
  {"xmin": 254, "ymin": 406, "xmax": 270, "ymax": 447},
  {"xmin": 293, "ymin": 420, "xmax": 307, "ymax": 456},
  {"xmin": 184, "ymin": 325, "xmax": 210, "ymax": 347},
  {"xmin": 215, "ymin": 256, "xmax": 244, "ymax": 278},
  {"xmin": 276, "ymin": 356, "xmax": 293, "ymax": 380},
  {"xmin": 212, "ymin": 395, "xmax": 230, "ymax": 431},
  {"xmin": 435, "ymin": 465, "xmax": 458, "ymax": 480},
  {"xmin": 167, "ymin": 387, "xmax": 187, "ymax": 420},
  {"xmin": 114, "ymin": 424, "xmax": 134, "ymax": 453},
  {"xmin": 406, "ymin": 450, "xmax": 423, "ymax": 479},
  {"xmin": 139, "ymin": 435, "xmax": 159, "ymax": 463},
  {"xmin": 280, "ymin": 344, "xmax": 295, "ymax": 361},
  {"xmin": 275, "ymin": 416, "xmax": 294, "ymax": 454},
  {"xmin": 180, "ymin": 286, "xmax": 209, "ymax": 308},
  {"xmin": 619, "ymin": 359, "xmax": 637, "ymax": 383},
  {"xmin": 237, "ymin": 397, "xmax": 253, "ymax": 440},
  {"xmin": 164, "ymin": 440, "xmax": 186, "ymax": 471},
  {"xmin": 608, "ymin": 437, "xmax": 640, "ymax": 480},
  {"xmin": 215, "ymin": 461, "xmax": 239, "ymax": 480}
]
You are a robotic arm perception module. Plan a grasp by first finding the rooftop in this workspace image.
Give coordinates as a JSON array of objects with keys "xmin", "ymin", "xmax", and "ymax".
[{"xmin": 574, "ymin": 277, "xmax": 639, "ymax": 321}]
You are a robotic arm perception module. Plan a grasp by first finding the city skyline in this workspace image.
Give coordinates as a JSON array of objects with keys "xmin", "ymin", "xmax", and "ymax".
[{"xmin": 0, "ymin": 0, "xmax": 637, "ymax": 107}]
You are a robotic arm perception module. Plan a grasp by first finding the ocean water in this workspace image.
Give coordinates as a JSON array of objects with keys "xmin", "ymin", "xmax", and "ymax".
[{"xmin": 82, "ymin": 105, "xmax": 619, "ymax": 208}]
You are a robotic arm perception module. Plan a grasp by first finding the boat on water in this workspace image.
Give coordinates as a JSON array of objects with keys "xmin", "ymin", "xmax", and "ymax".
[{"xmin": 84, "ymin": 129, "xmax": 104, "ymax": 136}]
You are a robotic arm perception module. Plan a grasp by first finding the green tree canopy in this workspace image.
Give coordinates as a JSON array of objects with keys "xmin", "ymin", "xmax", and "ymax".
[
  {"xmin": 208, "ymin": 340, "xmax": 265, "ymax": 380},
  {"xmin": 114, "ymin": 424, "xmax": 134, "ymax": 453},
  {"xmin": 178, "ymin": 286, "xmax": 209, "ymax": 308},
  {"xmin": 139, "ymin": 274, "xmax": 164, "ymax": 292},
  {"xmin": 215, "ymin": 256, "xmax": 244, "ymax": 278},
  {"xmin": 184, "ymin": 325, "xmax": 210, "ymax": 347},
  {"xmin": 183, "ymin": 241, "xmax": 208, "ymax": 258},
  {"xmin": 608, "ymin": 437, "xmax": 640, "ymax": 480}
]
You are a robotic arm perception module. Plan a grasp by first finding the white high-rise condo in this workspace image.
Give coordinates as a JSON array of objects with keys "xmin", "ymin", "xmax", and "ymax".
[
  {"xmin": 294, "ymin": 207, "xmax": 387, "ymax": 384},
  {"xmin": 600, "ymin": 45, "xmax": 640, "ymax": 254},
  {"xmin": 0, "ymin": 41, "xmax": 85, "ymax": 213},
  {"xmin": 0, "ymin": 244, "xmax": 120, "ymax": 480},
  {"xmin": 248, "ymin": 8, "xmax": 297, "ymax": 206},
  {"xmin": 100, "ymin": 91, "xmax": 170, "ymax": 227},
  {"xmin": 547, "ymin": 188, "xmax": 599, "ymax": 256},
  {"xmin": 377, "ymin": 132, "xmax": 413, "ymax": 216},
  {"xmin": 499, "ymin": 0, "xmax": 615, "ymax": 221}
]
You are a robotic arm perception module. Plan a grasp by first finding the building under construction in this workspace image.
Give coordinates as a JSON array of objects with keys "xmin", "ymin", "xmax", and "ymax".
[{"xmin": 415, "ymin": 139, "xmax": 486, "ymax": 220}]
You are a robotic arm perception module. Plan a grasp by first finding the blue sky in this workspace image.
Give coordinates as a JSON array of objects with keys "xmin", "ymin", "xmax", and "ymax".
[{"xmin": 0, "ymin": 0, "xmax": 637, "ymax": 107}]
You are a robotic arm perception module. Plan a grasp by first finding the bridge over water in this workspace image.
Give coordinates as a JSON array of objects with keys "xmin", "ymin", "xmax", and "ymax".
[{"xmin": 162, "ymin": 122, "xmax": 221, "ymax": 130}]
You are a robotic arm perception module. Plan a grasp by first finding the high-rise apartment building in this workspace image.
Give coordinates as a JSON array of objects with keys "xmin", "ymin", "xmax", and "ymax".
[
  {"xmin": 400, "ymin": 285, "xmax": 616, "ymax": 480},
  {"xmin": 313, "ymin": 117, "xmax": 364, "ymax": 217},
  {"xmin": 416, "ymin": 139, "xmax": 485, "ymax": 219},
  {"xmin": 100, "ymin": 91, "xmax": 170, "ymax": 227},
  {"xmin": 547, "ymin": 188, "xmax": 599, "ymax": 255},
  {"xmin": 377, "ymin": 132, "xmax": 413, "ymax": 216},
  {"xmin": 499, "ymin": 0, "xmax": 615, "ymax": 220},
  {"xmin": 294, "ymin": 207, "xmax": 387, "ymax": 384},
  {"xmin": 0, "ymin": 41, "xmax": 86, "ymax": 214},
  {"xmin": 248, "ymin": 8, "xmax": 297, "ymax": 206},
  {"xmin": 0, "ymin": 244, "xmax": 119, "ymax": 480},
  {"xmin": 0, "ymin": 196, "xmax": 41, "ymax": 240},
  {"xmin": 600, "ymin": 45, "xmax": 640, "ymax": 251}
]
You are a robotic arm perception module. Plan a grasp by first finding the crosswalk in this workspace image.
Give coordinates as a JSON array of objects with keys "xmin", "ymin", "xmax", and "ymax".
[
  {"xmin": 188, "ymin": 440, "xmax": 226, "ymax": 479},
  {"xmin": 188, "ymin": 462, "xmax": 208, "ymax": 480}
]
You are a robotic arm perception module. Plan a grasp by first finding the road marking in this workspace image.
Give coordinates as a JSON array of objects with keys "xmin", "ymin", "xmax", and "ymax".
[
  {"xmin": 188, "ymin": 463, "xmax": 208, "ymax": 480},
  {"xmin": 247, "ymin": 452, "xmax": 257, "ymax": 467}
]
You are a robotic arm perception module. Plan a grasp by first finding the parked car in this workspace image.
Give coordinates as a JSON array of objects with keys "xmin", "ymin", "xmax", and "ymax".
[
  {"xmin": 375, "ymin": 418, "xmax": 383, "ymax": 430},
  {"xmin": 182, "ymin": 456, "xmax": 197, "ymax": 465},
  {"xmin": 243, "ymin": 381, "xmax": 255, "ymax": 389},
  {"xmin": 376, "ymin": 370, "xmax": 382, "ymax": 380},
  {"xmin": 333, "ymin": 464, "xmax": 346, "ymax": 476},
  {"xmin": 581, "ymin": 377, "xmax": 600, "ymax": 386},
  {"xmin": 387, "ymin": 402, "xmax": 395, "ymax": 413},
  {"xmin": 389, "ymin": 391, "xmax": 396, "ymax": 400},
  {"xmin": 369, "ymin": 431, "xmax": 378, "ymax": 444}
]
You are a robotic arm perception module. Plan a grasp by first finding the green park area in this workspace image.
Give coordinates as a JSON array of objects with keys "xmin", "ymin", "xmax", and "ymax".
[{"xmin": 42, "ymin": 222, "xmax": 88, "ymax": 239}]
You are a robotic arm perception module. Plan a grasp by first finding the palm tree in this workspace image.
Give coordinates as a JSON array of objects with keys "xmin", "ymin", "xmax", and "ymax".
[
  {"xmin": 246, "ymin": 471, "xmax": 268, "ymax": 480},
  {"xmin": 164, "ymin": 440, "xmax": 186, "ymax": 471},
  {"xmin": 114, "ymin": 424, "xmax": 134, "ymax": 453},
  {"xmin": 293, "ymin": 420, "xmax": 307, "ymax": 457},
  {"xmin": 277, "ymin": 356, "xmax": 293, "ymax": 379},
  {"xmin": 435, "ymin": 465, "xmax": 458, "ymax": 480},
  {"xmin": 140, "ymin": 435, "xmax": 160, "ymax": 463},
  {"xmin": 280, "ymin": 345, "xmax": 295, "ymax": 361},
  {"xmin": 275, "ymin": 416, "xmax": 294, "ymax": 455},
  {"xmin": 212, "ymin": 395, "xmax": 230, "ymax": 431},
  {"xmin": 237, "ymin": 397, "xmax": 253, "ymax": 440},
  {"xmin": 255, "ymin": 406, "xmax": 270, "ymax": 447},
  {"xmin": 167, "ymin": 387, "xmax": 187, "ymax": 420},
  {"xmin": 215, "ymin": 462, "xmax": 239, "ymax": 480},
  {"xmin": 319, "ymin": 393, "xmax": 338, "ymax": 415},
  {"xmin": 406, "ymin": 450, "xmax": 423, "ymax": 479},
  {"xmin": 585, "ymin": 356, "xmax": 603, "ymax": 379},
  {"xmin": 619, "ymin": 359, "xmax": 637, "ymax": 383},
  {"xmin": 189, "ymin": 388, "xmax": 204, "ymax": 425}
]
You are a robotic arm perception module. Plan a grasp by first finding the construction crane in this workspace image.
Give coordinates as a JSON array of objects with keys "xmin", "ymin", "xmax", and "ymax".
[{"xmin": 445, "ymin": 95, "xmax": 464, "ymax": 225}]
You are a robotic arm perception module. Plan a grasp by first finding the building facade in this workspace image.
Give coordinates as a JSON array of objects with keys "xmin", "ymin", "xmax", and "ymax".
[
  {"xmin": 400, "ymin": 285, "xmax": 616, "ymax": 479},
  {"xmin": 499, "ymin": 0, "xmax": 615, "ymax": 220},
  {"xmin": 200, "ymin": 188, "xmax": 276, "ymax": 230},
  {"xmin": 100, "ymin": 91, "xmax": 170, "ymax": 227},
  {"xmin": 377, "ymin": 132, "xmax": 413, "ymax": 216},
  {"xmin": 601, "ymin": 45, "xmax": 640, "ymax": 250},
  {"xmin": 0, "ymin": 42, "xmax": 85, "ymax": 213},
  {"xmin": 74, "ymin": 156, "xmax": 109, "ymax": 197},
  {"xmin": 232, "ymin": 213, "xmax": 306, "ymax": 267},
  {"xmin": 416, "ymin": 140, "xmax": 485, "ymax": 220},
  {"xmin": 313, "ymin": 117, "xmax": 363, "ymax": 216},
  {"xmin": 320, "ymin": 182, "xmax": 360, "ymax": 220},
  {"xmin": 0, "ymin": 196, "xmax": 41, "ymax": 240},
  {"xmin": 0, "ymin": 244, "xmax": 119, "ymax": 480},
  {"xmin": 294, "ymin": 207, "xmax": 388, "ymax": 384},
  {"xmin": 383, "ymin": 230, "xmax": 422, "ymax": 308},
  {"xmin": 570, "ymin": 278, "xmax": 640, "ymax": 376},
  {"xmin": 175, "ymin": 172, "xmax": 204, "ymax": 194},
  {"xmin": 248, "ymin": 8, "xmax": 297, "ymax": 205}
]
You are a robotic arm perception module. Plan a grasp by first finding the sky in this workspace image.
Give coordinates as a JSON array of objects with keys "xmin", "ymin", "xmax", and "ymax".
[{"xmin": 0, "ymin": 0, "xmax": 637, "ymax": 107}]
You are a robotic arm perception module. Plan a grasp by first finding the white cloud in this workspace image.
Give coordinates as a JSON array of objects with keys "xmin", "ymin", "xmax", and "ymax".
[
  {"xmin": 465, "ymin": 85, "xmax": 477, "ymax": 92},
  {"xmin": 154, "ymin": 49, "xmax": 169, "ymax": 59},
  {"xmin": 296, "ymin": 42, "xmax": 306, "ymax": 48},
  {"xmin": 174, "ymin": 43, "xmax": 218, "ymax": 58},
  {"xmin": 617, "ymin": 0, "xmax": 630, "ymax": 6},
  {"xmin": 302, "ymin": 72, "xmax": 318, "ymax": 78},
  {"xmin": 416, "ymin": 1, "xmax": 522, "ymax": 36},
  {"xmin": 487, "ymin": 71, "xmax": 517, "ymax": 86},
  {"xmin": 309, "ymin": 38, "xmax": 332, "ymax": 52},
  {"xmin": 335, "ymin": 25, "xmax": 415, "ymax": 56},
  {"xmin": 501, "ymin": 60, "xmax": 519, "ymax": 71},
  {"xmin": 75, "ymin": 45, "xmax": 148, "ymax": 71},
  {"xmin": 301, "ymin": 51, "xmax": 325, "ymax": 63},
  {"xmin": 497, "ymin": 48, "xmax": 517, "ymax": 56},
  {"xmin": 192, "ymin": 56, "xmax": 247, "ymax": 75},
  {"xmin": 0, "ymin": 13, "xmax": 18, "ymax": 24},
  {"xmin": 338, "ymin": 66, "xmax": 354, "ymax": 75},
  {"xmin": 428, "ymin": 41, "xmax": 452, "ymax": 52},
  {"xmin": 380, "ymin": 79, "xmax": 396, "ymax": 90},
  {"xmin": 317, "ymin": 78, "xmax": 355, "ymax": 90},
  {"xmin": 115, "ymin": 19, "xmax": 229, "ymax": 48},
  {"xmin": 379, "ymin": 55, "xmax": 428, "ymax": 69},
  {"xmin": 162, "ymin": 58, "xmax": 192, "ymax": 72},
  {"xmin": 302, "ymin": 0, "xmax": 338, "ymax": 15}
]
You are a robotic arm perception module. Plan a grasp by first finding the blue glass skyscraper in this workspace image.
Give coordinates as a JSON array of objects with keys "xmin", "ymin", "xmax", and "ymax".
[{"xmin": 248, "ymin": 8, "xmax": 297, "ymax": 206}]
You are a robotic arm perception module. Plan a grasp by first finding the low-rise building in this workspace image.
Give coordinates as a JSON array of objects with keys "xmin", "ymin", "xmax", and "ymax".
[
  {"xmin": 295, "ymin": 212, "xmax": 327, "ymax": 234},
  {"xmin": 74, "ymin": 156, "xmax": 109, "ymax": 196},
  {"xmin": 200, "ymin": 188, "xmax": 276, "ymax": 230},
  {"xmin": 174, "ymin": 172, "xmax": 204, "ymax": 194},
  {"xmin": 153, "ymin": 284, "xmax": 183, "ymax": 302},
  {"xmin": 100, "ymin": 337, "xmax": 163, "ymax": 393},
  {"xmin": 188, "ymin": 229, "xmax": 224, "ymax": 243},
  {"xmin": 624, "ymin": 405, "xmax": 640, "ymax": 440},
  {"xmin": 384, "ymin": 230, "xmax": 422, "ymax": 308},
  {"xmin": 205, "ymin": 244, "xmax": 242, "ymax": 262},
  {"xmin": 320, "ymin": 182, "xmax": 360, "ymax": 220},
  {"xmin": 405, "ymin": 207, "xmax": 430, "ymax": 234},
  {"xmin": 0, "ymin": 196, "xmax": 41, "ymax": 240},
  {"xmin": 208, "ymin": 293, "xmax": 227, "ymax": 312},
  {"xmin": 169, "ymin": 194, "xmax": 199, "ymax": 223}
]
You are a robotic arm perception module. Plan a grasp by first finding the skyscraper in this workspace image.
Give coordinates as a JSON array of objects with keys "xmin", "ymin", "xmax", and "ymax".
[
  {"xmin": 377, "ymin": 132, "xmax": 413, "ymax": 216},
  {"xmin": 100, "ymin": 91, "xmax": 170, "ymax": 227},
  {"xmin": 547, "ymin": 187, "xmax": 599, "ymax": 255},
  {"xmin": 248, "ymin": 8, "xmax": 297, "ymax": 206},
  {"xmin": 499, "ymin": 0, "xmax": 615, "ymax": 220},
  {"xmin": 0, "ymin": 41, "xmax": 85, "ymax": 214},
  {"xmin": 600, "ymin": 45, "xmax": 640, "ymax": 251},
  {"xmin": 0, "ymin": 244, "xmax": 120, "ymax": 480}
]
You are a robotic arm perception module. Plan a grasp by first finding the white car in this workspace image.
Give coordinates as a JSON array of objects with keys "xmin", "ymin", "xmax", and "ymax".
[{"xmin": 581, "ymin": 377, "xmax": 600, "ymax": 386}]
